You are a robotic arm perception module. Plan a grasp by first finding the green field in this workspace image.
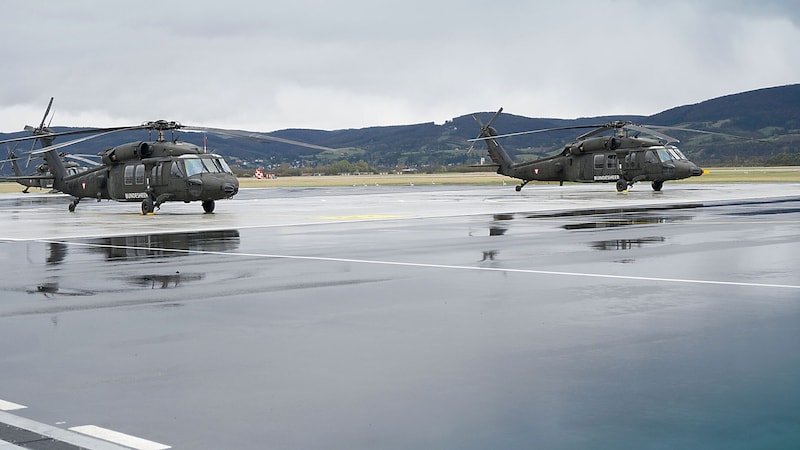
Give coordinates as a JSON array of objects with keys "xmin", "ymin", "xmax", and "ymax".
[{"xmin": 2, "ymin": 167, "xmax": 799, "ymax": 193}]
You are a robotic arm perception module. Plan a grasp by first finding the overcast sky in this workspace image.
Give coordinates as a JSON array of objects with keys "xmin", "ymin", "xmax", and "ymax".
[{"xmin": 1, "ymin": 0, "xmax": 798, "ymax": 133}]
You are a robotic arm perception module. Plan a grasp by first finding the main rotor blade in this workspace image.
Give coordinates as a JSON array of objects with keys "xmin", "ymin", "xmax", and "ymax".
[
  {"xmin": 64, "ymin": 154, "xmax": 101, "ymax": 166},
  {"xmin": 182, "ymin": 126, "xmax": 337, "ymax": 151},
  {"xmin": 644, "ymin": 125, "xmax": 770, "ymax": 143},
  {"xmin": 0, "ymin": 125, "xmax": 144, "ymax": 147},
  {"xmin": 27, "ymin": 127, "xmax": 144, "ymax": 155},
  {"xmin": 624, "ymin": 124, "xmax": 679, "ymax": 143},
  {"xmin": 38, "ymin": 97, "xmax": 54, "ymax": 131},
  {"xmin": 468, "ymin": 124, "xmax": 605, "ymax": 142}
]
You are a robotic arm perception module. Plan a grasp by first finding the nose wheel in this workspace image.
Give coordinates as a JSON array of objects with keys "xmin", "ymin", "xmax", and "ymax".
[
  {"xmin": 141, "ymin": 196, "xmax": 155, "ymax": 214},
  {"xmin": 202, "ymin": 200, "xmax": 215, "ymax": 213}
]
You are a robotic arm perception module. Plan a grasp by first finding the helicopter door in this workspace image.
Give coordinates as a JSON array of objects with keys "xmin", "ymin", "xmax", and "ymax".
[
  {"xmin": 117, "ymin": 163, "xmax": 149, "ymax": 200},
  {"xmin": 591, "ymin": 153, "xmax": 619, "ymax": 182},
  {"xmin": 643, "ymin": 150, "xmax": 661, "ymax": 178},
  {"xmin": 150, "ymin": 162, "xmax": 167, "ymax": 187},
  {"xmin": 579, "ymin": 156, "xmax": 594, "ymax": 181}
]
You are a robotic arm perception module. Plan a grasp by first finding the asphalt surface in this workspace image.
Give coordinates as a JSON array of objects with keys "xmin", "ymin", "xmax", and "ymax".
[{"xmin": 0, "ymin": 182, "xmax": 799, "ymax": 449}]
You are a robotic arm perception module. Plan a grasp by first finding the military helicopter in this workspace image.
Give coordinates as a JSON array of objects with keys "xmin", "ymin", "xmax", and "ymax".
[
  {"xmin": 0, "ymin": 111, "xmax": 334, "ymax": 214},
  {"xmin": 471, "ymin": 108, "xmax": 705, "ymax": 192},
  {"xmin": 1, "ymin": 97, "xmax": 96, "ymax": 192},
  {"xmin": 2, "ymin": 150, "xmax": 92, "ymax": 192}
]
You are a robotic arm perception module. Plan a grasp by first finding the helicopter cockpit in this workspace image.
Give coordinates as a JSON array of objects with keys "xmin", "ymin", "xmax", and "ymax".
[
  {"xmin": 655, "ymin": 145, "xmax": 688, "ymax": 162},
  {"xmin": 178, "ymin": 154, "xmax": 234, "ymax": 177}
]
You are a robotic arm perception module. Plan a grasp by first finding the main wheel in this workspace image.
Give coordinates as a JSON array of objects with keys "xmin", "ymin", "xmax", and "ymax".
[
  {"xmin": 141, "ymin": 197, "xmax": 154, "ymax": 214},
  {"xmin": 616, "ymin": 179, "xmax": 628, "ymax": 192},
  {"xmin": 202, "ymin": 200, "xmax": 215, "ymax": 213},
  {"xmin": 652, "ymin": 180, "xmax": 664, "ymax": 191}
]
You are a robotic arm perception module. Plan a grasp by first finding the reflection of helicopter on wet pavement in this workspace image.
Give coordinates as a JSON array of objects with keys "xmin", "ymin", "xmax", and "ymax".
[{"xmin": 0, "ymin": 98, "xmax": 334, "ymax": 214}]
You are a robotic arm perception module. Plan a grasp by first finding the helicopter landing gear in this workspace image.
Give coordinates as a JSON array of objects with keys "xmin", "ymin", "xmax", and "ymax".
[
  {"xmin": 202, "ymin": 200, "xmax": 215, "ymax": 214},
  {"xmin": 141, "ymin": 196, "xmax": 155, "ymax": 215},
  {"xmin": 515, "ymin": 180, "xmax": 530, "ymax": 192},
  {"xmin": 616, "ymin": 179, "xmax": 629, "ymax": 192},
  {"xmin": 68, "ymin": 198, "xmax": 80, "ymax": 212},
  {"xmin": 651, "ymin": 180, "xmax": 664, "ymax": 192}
]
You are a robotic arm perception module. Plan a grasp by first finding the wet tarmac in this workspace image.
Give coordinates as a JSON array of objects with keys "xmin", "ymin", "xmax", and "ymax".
[{"xmin": 1, "ymin": 183, "xmax": 799, "ymax": 449}]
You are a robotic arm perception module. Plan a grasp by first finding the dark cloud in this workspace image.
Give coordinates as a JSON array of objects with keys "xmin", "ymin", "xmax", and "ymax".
[{"xmin": 1, "ymin": 0, "xmax": 798, "ymax": 132}]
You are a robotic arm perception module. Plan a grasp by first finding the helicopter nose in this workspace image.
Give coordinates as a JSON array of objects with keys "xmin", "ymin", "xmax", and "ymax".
[{"xmin": 223, "ymin": 182, "xmax": 238, "ymax": 196}]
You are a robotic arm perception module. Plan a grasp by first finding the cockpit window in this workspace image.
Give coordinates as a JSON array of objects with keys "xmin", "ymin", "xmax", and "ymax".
[
  {"xmin": 184, "ymin": 158, "xmax": 204, "ymax": 177},
  {"xmin": 180, "ymin": 155, "xmax": 234, "ymax": 176},
  {"xmin": 201, "ymin": 158, "xmax": 220, "ymax": 173},
  {"xmin": 667, "ymin": 146, "xmax": 687, "ymax": 160},
  {"xmin": 215, "ymin": 157, "xmax": 233, "ymax": 174}
]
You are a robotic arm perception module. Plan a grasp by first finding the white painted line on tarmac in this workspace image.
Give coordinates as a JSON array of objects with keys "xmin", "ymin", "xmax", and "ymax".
[
  {"xmin": 0, "ymin": 400, "xmax": 25, "ymax": 411},
  {"xmin": 70, "ymin": 425, "xmax": 170, "ymax": 450},
  {"xmin": 0, "ymin": 410, "xmax": 129, "ymax": 449},
  {"xmin": 47, "ymin": 240, "xmax": 800, "ymax": 291}
]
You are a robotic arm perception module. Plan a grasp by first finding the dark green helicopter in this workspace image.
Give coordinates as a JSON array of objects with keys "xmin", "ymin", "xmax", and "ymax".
[
  {"xmin": 471, "ymin": 108, "xmax": 707, "ymax": 192},
  {"xmin": 1, "ymin": 114, "xmax": 333, "ymax": 214},
  {"xmin": 2, "ymin": 149, "xmax": 92, "ymax": 192},
  {"xmin": 0, "ymin": 97, "xmax": 93, "ymax": 193}
]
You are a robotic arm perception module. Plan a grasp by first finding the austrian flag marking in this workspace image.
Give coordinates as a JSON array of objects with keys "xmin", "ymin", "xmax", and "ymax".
[
  {"xmin": 81, "ymin": 182, "xmax": 86, "ymax": 190},
  {"xmin": 534, "ymin": 168, "xmax": 539, "ymax": 175}
]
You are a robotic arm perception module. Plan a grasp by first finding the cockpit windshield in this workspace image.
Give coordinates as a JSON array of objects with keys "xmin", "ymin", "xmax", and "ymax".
[
  {"xmin": 655, "ymin": 145, "xmax": 687, "ymax": 163},
  {"xmin": 180, "ymin": 155, "xmax": 234, "ymax": 176}
]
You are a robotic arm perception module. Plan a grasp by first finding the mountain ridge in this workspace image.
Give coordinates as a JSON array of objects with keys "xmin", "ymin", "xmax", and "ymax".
[{"xmin": 1, "ymin": 84, "xmax": 798, "ymax": 174}]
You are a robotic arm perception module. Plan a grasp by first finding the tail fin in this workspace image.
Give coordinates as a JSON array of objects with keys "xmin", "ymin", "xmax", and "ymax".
[
  {"xmin": 41, "ymin": 148, "xmax": 68, "ymax": 193},
  {"xmin": 472, "ymin": 109, "xmax": 514, "ymax": 171},
  {"xmin": 7, "ymin": 151, "xmax": 23, "ymax": 177}
]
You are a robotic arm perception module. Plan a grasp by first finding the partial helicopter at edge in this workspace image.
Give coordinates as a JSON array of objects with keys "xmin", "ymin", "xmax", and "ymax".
[
  {"xmin": 3, "ymin": 149, "xmax": 96, "ymax": 193},
  {"xmin": 0, "ymin": 97, "xmax": 97, "ymax": 193},
  {"xmin": 0, "ymin": 99, "xmax": 335, "ymax": 214},
  {"xmin": 470, "ymin": 107, "xmax": 713, "ymax": 192}
]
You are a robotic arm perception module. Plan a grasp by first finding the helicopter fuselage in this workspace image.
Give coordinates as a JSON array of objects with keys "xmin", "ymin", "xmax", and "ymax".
[
  {"xmin": 48, "ymin": 140, "xmax": 239, "ymax": 213},
  {"xmin": 507, "ymin": 143, "xmax": 703, "ymax": 186},
  {"xmin": 479, "ymin": 123, "xmax": 703, "ymax": 192}
]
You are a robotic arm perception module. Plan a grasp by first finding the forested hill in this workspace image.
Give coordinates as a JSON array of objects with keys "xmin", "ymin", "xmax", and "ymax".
[{"xmin": 2, "ymin": 84, "xmax": 798, "ymax": 174}]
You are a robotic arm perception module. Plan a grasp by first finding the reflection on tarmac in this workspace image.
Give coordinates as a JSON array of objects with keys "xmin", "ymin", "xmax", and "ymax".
[
  {"xmin": 126, "ymin": 271, "xmax": 205, "ymax": 289},
  {"xmin": 46, "ymin": 229, "xmax": 240, "ymax": 263},
  {"xmin": 1, "ymin": 184, "xmax": 799, "ymax": 450}
]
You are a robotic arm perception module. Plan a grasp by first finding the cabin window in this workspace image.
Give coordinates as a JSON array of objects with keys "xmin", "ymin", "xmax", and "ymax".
[
  {"xmin": 645, "ymin": 150, "xmax": 659, "ymax": 164},
  {"xmin": 594, "ymin": 154, "xmax": 605, "ymax": 169},
  {"xmin": 170, "ymin": 161, "xmax": 184, "ymax": 178},
  {"xmin": 124, "ymin": 165, "xmax": 135, "ymax": 185},
  {"xmin": 606, "ymin": 154, "xmax": 617, "ymax": 169},
  {"xmin": 134, "ymin": 164, "xmax": 146, "ymax": 184}
]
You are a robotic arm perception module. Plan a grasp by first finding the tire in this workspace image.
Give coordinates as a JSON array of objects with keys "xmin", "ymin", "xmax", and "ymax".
[
  {"xmin": 202, "ymin": 200, "xmax": 215, "ymax": 213},
  {"xmin": 142, "ymin": 197, "xmax": 154, "ymax": 214}
]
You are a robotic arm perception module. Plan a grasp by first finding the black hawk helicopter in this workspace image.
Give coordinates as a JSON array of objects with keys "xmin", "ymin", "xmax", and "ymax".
[
  {"xmin": 471, "ymin": 108, "xmax": 706, "ymax": 192},
  {"xmin": 1, "ymin": 97, "xmax": 99, "ymax": 192},
  {"xmin": 2, "ymin": 149, "xmax": 93, "ymax": 192},
  {"xmin": 0, "ymin": 108, "xmax": 334, "ymax": 214}
]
